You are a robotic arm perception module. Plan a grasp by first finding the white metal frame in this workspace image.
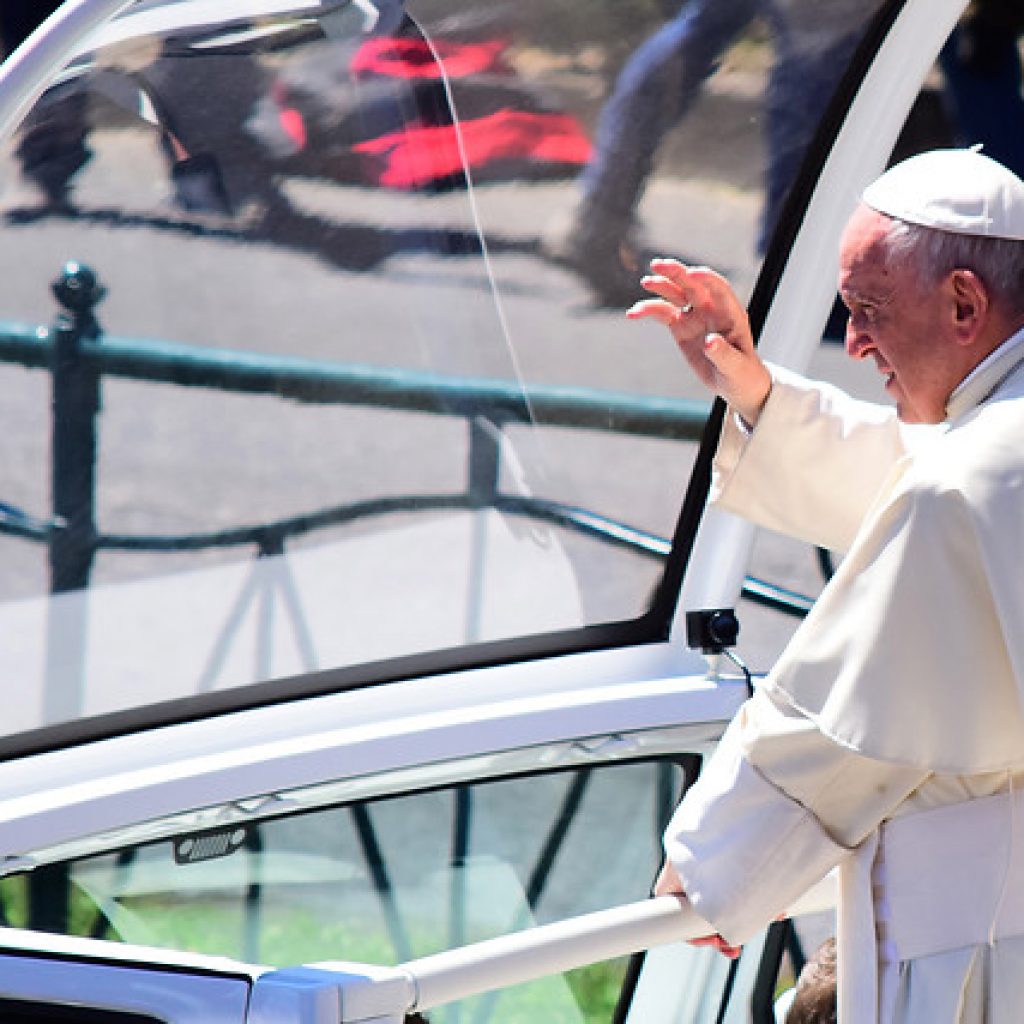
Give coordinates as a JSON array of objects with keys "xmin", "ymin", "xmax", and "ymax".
[
  {"xmin": 249, "ymin": 876, "xmax": 837, "ymax": 1023},
  {"xmin": 396, "ymin": 876, "xmax": 835, "ymax": 1014},
  {"xmin": 0, "ymin": 928, "xmax": 256, "ymax": 1022},
  {"xmin": 0, "ymin": 651, "xmax": 737, "ymax": 868}
]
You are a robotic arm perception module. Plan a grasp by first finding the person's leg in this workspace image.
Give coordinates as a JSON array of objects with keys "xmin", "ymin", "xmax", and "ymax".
[
  {"xmin": 547, "ymin": 0, "xmax": 758, "ymax": 302},
  {"xmin": 4, "ymin": 3, "xmax": 90, "ymax": 208},
  {"xmin": 580, "ymin": 0, "xmax": 756, "ymax": 228},
  {"xmin": 15, "ymin": 86, "xmax": 91, "ymax": 208}
]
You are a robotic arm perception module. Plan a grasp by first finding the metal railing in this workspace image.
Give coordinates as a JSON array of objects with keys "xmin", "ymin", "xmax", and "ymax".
[
  {"xmin": 403, "ymin": 874, "xmax": 836, "ymax": 1013},
  {"xmin": 0, "ymin": 261, "xmax": 817, "ymax": 617},
  {"xmin": 251, "ymin": 874, "xmax": 838, "ymax": 1021}
]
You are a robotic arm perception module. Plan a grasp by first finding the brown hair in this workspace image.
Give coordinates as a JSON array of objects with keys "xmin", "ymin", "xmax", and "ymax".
[{"xmin": 786, "ymin": 937, "xmax": 837, "ymax": 1024}]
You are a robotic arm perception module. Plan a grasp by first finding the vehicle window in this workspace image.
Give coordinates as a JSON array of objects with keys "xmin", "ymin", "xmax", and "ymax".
[
  {"xmin": 1, "ymin": 756, "xmax": 693, "ymax": 1024},
  {"xmin": 0, "ymin": 0, "xmax": 888, "ymax": 740}
]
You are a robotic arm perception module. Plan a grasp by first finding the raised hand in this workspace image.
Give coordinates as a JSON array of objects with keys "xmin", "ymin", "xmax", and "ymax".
[{"xmin": 627, "ymin": 258, "xmax": 771, "ymax": 426}]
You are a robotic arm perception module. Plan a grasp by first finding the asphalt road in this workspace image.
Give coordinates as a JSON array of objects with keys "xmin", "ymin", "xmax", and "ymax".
[{"xmin": 0, "ymin": 106, "xmax": 888, "ymax": 679}]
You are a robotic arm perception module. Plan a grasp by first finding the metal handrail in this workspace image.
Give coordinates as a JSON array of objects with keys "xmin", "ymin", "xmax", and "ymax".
[
  {"xmin": 0, "ymin": 290, "xmax": 712, "ymax": 577},
  {"xmin": 0, "ymin": 264, "xmax": 710, "ymax": 561},
  {"xmin": 308, "ymin": 874, "xmax": 838, "ymax": 1020},
  {"xmin": 0, "ymin": 319, "xmax": 711, "ymax": 436}
]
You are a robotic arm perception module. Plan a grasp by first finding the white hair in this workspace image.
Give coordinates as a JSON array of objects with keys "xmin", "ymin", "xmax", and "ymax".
[{"xmin": 879, "ymin": 219, "xmax": 1024, "ymax": 316}]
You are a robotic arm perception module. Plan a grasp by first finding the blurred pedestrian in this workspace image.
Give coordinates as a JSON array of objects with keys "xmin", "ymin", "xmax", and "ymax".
[{"xmin": 544, "ymin": 0, "xmax": 877, "ymax": 304}]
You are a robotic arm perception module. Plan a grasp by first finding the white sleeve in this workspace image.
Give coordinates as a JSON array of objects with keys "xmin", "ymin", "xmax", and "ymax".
[
  {"xmin": 663, "ymin": 689, "xmax": 926, "ymax": 944},
  {"xmin": 711, "ymin": 364, "xmax": 909, "ymax": 553}
]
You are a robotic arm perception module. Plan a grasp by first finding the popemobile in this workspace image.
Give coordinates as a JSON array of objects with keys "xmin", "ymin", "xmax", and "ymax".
[{"xmin": 0, "ymin": 0, "xmax": 1002, "ymax": 1021}]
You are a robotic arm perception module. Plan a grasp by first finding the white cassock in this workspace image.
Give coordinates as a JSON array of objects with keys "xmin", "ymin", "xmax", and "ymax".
[{"xmin": 664, "ymin": 330, "xmax": 1024, "ymax": 1023}]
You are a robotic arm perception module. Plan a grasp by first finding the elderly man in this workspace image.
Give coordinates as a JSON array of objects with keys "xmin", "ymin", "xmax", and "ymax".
[{"xmin": 628, "ymin": 148, "xmax": 1024, "ymax": 1023}]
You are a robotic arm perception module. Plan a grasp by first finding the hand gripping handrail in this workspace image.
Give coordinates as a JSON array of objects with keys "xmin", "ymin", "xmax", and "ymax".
[{"xmin": 307, "ymin": 873, "xmax": 838, "ymax": 1021}]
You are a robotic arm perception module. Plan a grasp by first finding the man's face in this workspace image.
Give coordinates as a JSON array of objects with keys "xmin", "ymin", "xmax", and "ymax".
[{"xmin": 838, "ymin": 205, "xmax": 957, "ymax": 424}]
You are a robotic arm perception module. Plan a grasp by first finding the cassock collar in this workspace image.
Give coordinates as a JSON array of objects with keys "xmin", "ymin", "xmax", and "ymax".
[{"xmin": 945, "ymin": 325, "xmax": 1024, "ymax": 422}]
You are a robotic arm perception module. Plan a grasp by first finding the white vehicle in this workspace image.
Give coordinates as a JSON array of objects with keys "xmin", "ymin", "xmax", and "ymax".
[{"xmin": 0, "ymin": 0, "xmax": 992, "ymax": 1020}]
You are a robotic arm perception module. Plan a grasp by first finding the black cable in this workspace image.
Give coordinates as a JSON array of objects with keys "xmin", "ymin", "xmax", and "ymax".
[{"xmin": 721, "ymin": 647, "xmax": 754, "ymax": 698}]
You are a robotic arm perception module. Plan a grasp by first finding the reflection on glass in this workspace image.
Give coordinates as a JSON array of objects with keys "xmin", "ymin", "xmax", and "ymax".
[
  {"xmin": 0, "ymin": 759, "xmax": 688, "ymax": 1024},
  {"xmin": 0, "ymin": 0, "xmax": 883, "ymax": 735},
  {"xmin": 540, "ymin": 0, "xmax": 881, "ymax": 301}
]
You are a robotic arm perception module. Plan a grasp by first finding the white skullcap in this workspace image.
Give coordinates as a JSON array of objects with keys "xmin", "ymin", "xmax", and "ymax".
[{"xmin": 862, "ymin": 148, "xmax": 1024, "ymax": 240}]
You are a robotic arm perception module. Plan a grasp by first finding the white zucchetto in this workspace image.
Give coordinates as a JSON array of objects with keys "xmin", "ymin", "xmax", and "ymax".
[{"xmin": 862, "ymin": 148, "xmax": 1024, "ymax": 240}]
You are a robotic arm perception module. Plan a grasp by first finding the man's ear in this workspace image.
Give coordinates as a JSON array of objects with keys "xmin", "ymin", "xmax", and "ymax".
[{"xmin": 948, "ymin": 269, "xmax": 989, "ymax": 346}]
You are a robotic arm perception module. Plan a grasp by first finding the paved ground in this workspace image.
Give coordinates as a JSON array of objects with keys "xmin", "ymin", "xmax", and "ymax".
[{"xmin": 0, "ymin": 11, "xmax": 892, "ymax": 700}]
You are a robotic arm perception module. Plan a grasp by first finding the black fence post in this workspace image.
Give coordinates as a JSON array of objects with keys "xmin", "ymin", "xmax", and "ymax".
[
  {"xmin": 468, "ymin": 416, "xmax": 501, "ymax": 509},
  {"xmin": 31, "ymin": 263, "xmax": 105, "ymax": 936},
  {"xmin": 48, "ymin": 261, "xmax": 105, "ymax": 594}
]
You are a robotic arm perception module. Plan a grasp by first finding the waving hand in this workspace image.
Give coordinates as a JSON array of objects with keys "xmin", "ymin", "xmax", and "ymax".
[{"xmin": 627, "ymin": 259, "xmax": 771, "ymax": 426}]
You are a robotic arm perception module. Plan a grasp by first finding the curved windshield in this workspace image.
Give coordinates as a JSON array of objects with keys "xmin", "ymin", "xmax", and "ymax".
[{"xmin": 0, "ymin": 0, "xmax": 885, "ymax": 739}]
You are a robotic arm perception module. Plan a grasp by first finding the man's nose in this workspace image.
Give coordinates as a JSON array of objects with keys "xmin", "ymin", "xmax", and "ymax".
[{"xmin": 845, "ymin": 320, "xmax": 870, "ymax": 359}]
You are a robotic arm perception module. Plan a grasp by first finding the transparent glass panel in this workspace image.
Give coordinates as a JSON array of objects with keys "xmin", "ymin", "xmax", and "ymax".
[
  {"xmin": 0, "ymin": 0, "xmax": 886, "ymax": 736},
  {"xmin": 1, "ymin": 757, "xmax": 691, "ymax": 1024}
]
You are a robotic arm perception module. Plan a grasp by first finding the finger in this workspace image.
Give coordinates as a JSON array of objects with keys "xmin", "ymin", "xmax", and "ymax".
[
  {"xmin": 646, "ymin": 260, "xmax": 714, "ymax": 306},
  {"xmin": 653, "ymin": 860, "xmax": 685, "ymax": 896},
  {"xmin": 662, "ymin": 262, "xmax": 743, "ymax": 312},
  {"xmin": 639, "ymin": 273, "xmax": 691, "ymax": 309},
  {"xmin": 648, "ymin": 257, "xmax": 700, "ymax": 286},
  {"xmin": 628, "ymin": 292, "xmax": 710, "ymax": 334},
  {"xmin": 689, "ymin": 271, "xmax": 749, "ymax": 339},
  {"xmin": 650, "ymin": 268, "xmax": 735, "ymax": 334},
  {"xmin": 648, "ymin": 260, "xmax": 721, "ymax": 300},
  {"xmin": 682, "ymin": 264, "xmax": 736, "ymax": 300},
  {"xmin": 626, "ymin": 298, "xmax": 687, "ymax": 325}
]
